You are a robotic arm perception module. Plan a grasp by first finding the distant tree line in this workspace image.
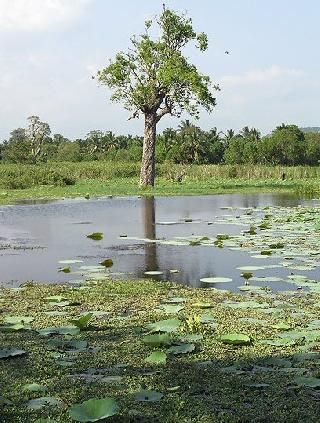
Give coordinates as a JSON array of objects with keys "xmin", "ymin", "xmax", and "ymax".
[{"xmin": 1, "ymin": 116, "xmax": 320, "ymax": 166}]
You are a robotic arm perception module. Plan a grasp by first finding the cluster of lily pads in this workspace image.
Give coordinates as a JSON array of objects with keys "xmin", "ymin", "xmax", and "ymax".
[{"xmin": 119, "ymin": 202, "xmax": 320, "ymax": 293}]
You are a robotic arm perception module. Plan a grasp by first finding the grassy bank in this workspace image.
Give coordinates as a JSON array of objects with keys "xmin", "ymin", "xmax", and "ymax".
[
  {"xmin": 1, "ymin": 279, "xmax": 320, "ymax": 422},
  {"xmin": 0, "ymin": 162, "xmax": 319, "ymax": 204}
]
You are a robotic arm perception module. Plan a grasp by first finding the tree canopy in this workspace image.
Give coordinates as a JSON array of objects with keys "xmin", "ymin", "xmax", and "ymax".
[{"xmin": 97, "ymin": 7, "xmax": 218, "ymax": 186}]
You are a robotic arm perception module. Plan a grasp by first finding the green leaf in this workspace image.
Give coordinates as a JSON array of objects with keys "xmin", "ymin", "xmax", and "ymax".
[
  {"xmin": 99, "ymin": 258, "xmax": 113, "ymax": 267},
  {"xmin": 162, "ymin": 297, "xmax": 186, "ymax": 304},
  {"xmin": 219, "ymin": 333, "xmax": 252, "ymax": 345},
  {"xmin": 58, "ymin": 266, "xmax": 71, "ymax": 273},
  {"xmin": 167, "ymin": 343, "xmax": 195, "ymax": 354},
  {"xmin": 294, "ymin": 376, "xmax": 320, "ymax": 388},
  {"xmin": 69, "ymin": 397, "xmax": 119, "ymax": 422},
  {"xmin": 22, "ymin": 383, "xmax": 47, "ymax": 393},
  {"xmin": 0, "ymin": 323, "xmax": 26, "ymax": 332},
  {"xmin": 45, "ymin": 295, "xmax": 69, "ymax": 303},
  {"xmin": 37, "ymin": 326, "xmax": 80, "ymax": 336},
  {"xmin": 142, "ymin": 333, "xmax": 171, "ymax": 347},
  {"xmin": 145, "ymin": 351, "xmax": 167, "ymax": 364},
  {"xmin": 0, "ymin": 348, "xmax": 26, "ymax": 359},
  {"xmin": 192, "ymin": 302, "xmax": 213, "ymax": 309},
  {"xmin": 4, "ymin": 315, "xmax": 34, "ymax": 324},
  {"xmin": 26, "ymin": 396, "xmax": 63, "ymax": 410},
  {"xmin": 146, "ymin": 318, "xmax": 181, "ymax": 333},
  {"xmin": 87, "ymin": 232, "xmax": 103, "ymax": 241},
  {"xmin": 157, "ymin": 304, "xmax": 184, "ymax": 314},
  {"xmin": 70, "ymin": 313, "xmax": 93, "ymax": 329},
  {"xmin": 134, "ymin": 389, "xmax": 163, "ymax": 402},
  {"xmin": 200, "ymin": 277, "xmax": 233, "ymax": 283}
]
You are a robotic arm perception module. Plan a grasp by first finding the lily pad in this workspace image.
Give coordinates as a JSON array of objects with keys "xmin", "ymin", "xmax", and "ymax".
[
  {"xmin": 58, "ymin": 259, "xmax": 83, "ymax": 264},
  {"xmin": 219, "ymin": 333, "xmax": 252, "ymax": 345},
  {"xmin": 100, "ymin": 259, "xmax": 113, "ymax": 268},
  {"xmin": 0, "ymin": 348, "xmax": 26, "ymax": 359},
  {"xmin": 146, "ymin": 318, "xmax": 181, "ymax": 333},
  {"xmin": 23, "ymin": 383, "xmax": 47, "ymax": 393},
  {"xmin": 145, "ymin": 351, "xmax": 167, "ymax": 364},
  {"xmin": 69, "ymin": 397, "xmax": 119, "ymax": 422},
  {"xmin": 200, "ymin": 277, "xmax": 233, "ymax": 283},
  {"xmin": 142, "ymin": 333, "xmax": 171, "ymax": 347},
  {"xmin": 144, "ymin": 271, "xmax": 164, "ymax": 276},
  {"xmin": 167, "ymin": 343, "xmax": 195, "ymax": 354},
  {"xmin": 26, "ymin": 396, "xmax": 63, "ymax": 410},
  {"xmin": 294, "ymin": 376, "xmax": 320, "ymax": 388},
  {"xmin": 4, "ymin": 315, "xmax": 34, "ymax": 324},
  {"xmin": 37, "ymin": 326, "xmax": 80, "ymax": 336},
  {"xmin": 87, "ymin": 232, "xmax": 103, "ymax": 241},
  {"xmin": 70, "ymin": 313, "xmax": 93, "ymax": 329},
  {"xmin": 157, "ymin": 304, "xmax": 184, "ymax": 314},
  {"xmin": 134, "ymin": 389, "xmax": 163, "ymax": 402}
]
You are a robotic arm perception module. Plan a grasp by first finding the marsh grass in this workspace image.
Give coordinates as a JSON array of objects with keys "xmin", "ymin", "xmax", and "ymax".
[{"xmin": 0, "ymin": 162, "xmax": 319, "ymax": 203}]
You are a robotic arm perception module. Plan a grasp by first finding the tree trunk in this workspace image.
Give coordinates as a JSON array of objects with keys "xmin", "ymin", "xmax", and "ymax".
[{"xmin": 140, "ymin": 113, "xmax": 157, "ymax": 187}]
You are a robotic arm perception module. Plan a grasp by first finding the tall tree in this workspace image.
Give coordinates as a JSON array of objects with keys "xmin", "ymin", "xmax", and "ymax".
[
  {"xmin": 25, "ymin": 116, "xmax": 51, "ymax": 164},
  {"xmin": 97, "ymin": 7, "xmax": 217, "ymax": 186}
]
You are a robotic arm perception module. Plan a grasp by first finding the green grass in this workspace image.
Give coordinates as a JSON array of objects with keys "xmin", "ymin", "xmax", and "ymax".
[
  {"xmin": 1, "ymin": 279, "xmax": 320, "ymax": 422},
  {"xmin": 0, "ymin": 162, "xmax": 319, "ymax": 204}
]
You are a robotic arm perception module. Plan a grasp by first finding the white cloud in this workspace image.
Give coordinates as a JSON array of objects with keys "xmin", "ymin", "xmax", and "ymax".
[
  {"xmin": 0, "ymin": 0, "xmax": 92, "ymax": 31},
  {"xmin": 220, "ymin": 65, "xmax": 304, "ymax": 85}
]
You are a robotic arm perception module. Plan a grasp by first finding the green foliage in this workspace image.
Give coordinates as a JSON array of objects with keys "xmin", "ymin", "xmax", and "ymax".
[
  {"xmin": 69, "ymin": 397, "xmax": 119, "ymax": 421},
  {"xmin": 97, "ymin": 9, "xmax": 216, "ymax": 120}
]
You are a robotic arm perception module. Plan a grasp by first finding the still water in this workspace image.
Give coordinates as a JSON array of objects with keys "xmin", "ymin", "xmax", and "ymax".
[{"xmin": 0, "ymin": 193, "xmax": 317, "ymax": 291}]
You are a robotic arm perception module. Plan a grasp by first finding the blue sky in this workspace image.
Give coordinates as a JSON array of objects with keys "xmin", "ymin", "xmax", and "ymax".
[{"xmin": 1, "ymin": 0, "xmax": 320, "ymax": 140}]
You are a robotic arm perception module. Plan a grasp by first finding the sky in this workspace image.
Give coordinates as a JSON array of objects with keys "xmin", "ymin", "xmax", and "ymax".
[{"xmin": 1, "ymin": 0, "xmax": 320, "ymax": 140}]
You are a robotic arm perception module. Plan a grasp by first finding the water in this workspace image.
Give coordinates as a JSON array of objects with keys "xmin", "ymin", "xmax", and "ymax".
[{"xmin": 0, "ymin": 193, "xmax": 317, "ymax": 291}]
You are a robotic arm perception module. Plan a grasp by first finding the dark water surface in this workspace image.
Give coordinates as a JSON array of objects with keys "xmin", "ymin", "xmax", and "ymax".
[{"xmin": 0, "ymin": 193, "xmax": 317, "ymax": 291}]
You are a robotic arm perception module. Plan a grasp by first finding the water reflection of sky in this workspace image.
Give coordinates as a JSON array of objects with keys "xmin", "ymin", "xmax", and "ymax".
[{"xmin": 0, "ymin": 193, "xmax": 317, "ymax": 291}]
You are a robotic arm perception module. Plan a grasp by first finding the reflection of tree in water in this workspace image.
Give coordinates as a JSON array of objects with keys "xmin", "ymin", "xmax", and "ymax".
[{"xmin": 142, "ymin": 196, "xmax": 158, "ymax": 271}]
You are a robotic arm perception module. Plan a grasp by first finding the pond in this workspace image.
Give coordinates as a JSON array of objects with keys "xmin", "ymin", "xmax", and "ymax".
[{"xmin": 0, "ymin": 193, "xmax": 319, "ymax": 292}]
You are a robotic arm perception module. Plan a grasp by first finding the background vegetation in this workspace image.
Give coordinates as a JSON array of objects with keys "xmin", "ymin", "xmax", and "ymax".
[{"xmin": 1, "ymin": 118, "xmax": 320, "ymax": 167}]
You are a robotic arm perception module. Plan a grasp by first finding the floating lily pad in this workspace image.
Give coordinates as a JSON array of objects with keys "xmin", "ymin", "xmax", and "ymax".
[
  {"xmin": 145, "ymin": 351, "xmax": 167, "ymax": 364},
  {"xmin": 142, "ymin": 333, "xmax": 171, "ymax": 347},
  {"xmin": 167, "ymin": 343, "xmax": 195, "ymax": 354},
  {"xmin": 26, "ymin": 396, "xmax": 63, "ymax": 410},
  {"xmin": 219, "ymin": 333, "xmax": 252, "ymax": 345},
  {"xmin": 162, "ymin": 297, "xmax": 186, "ymax": 304},
  {"xmin": 23, "ymin": 383, "xmax": 47, "ymax": 393},
  {"xmin": 0, "ymin": 348, "xmax": 26, "ymax": 359},
  {"xmin": 200, "ymin": 277, "xmax": 233, "ymax": 283},
  {"xmin": 58, "ymin": 259, "xmax": 83, "ymax": 264},
  {"xmin": 86, "ymin": 232, "xmax": 103, "ymax": 241},
  {"xmin": 4, "ymin": 315, "xmax": 34, "ymax": 324},
  {"xmin": 100, "ymin": 259, "xmax": 113, "ymax": 268},
  {"xmin": 45, "ymin": 295, "xmax": 69, "ymax": 303},
  {"xmin": 146, "ymin": 318, "xmax": 181, "ymax": 333},
  {"xmin": 157, "ymin": 304, "xmax": 184, "ymax": 314},
  {"xmin": 294, "ymin": 376, "xmax": 320, "ymax": 388},
  {"xmin": 58, "ymin": 266, "xmax": 71, "ymax": 273},
  {"xmin": 192, "ymin": 302, "xmax": 213, "ymax": 309},
  {"xmin": 237, "ymin": 266, "xmax": 266, "ymax": 271},
  {"xmin": 69, "ymin": 397, "xmax": 119, "ymax": 421},
  {"xmin": 70, "ymin": 313, "xmax": 93, "ymax": 329},
  {"xmin": 134, "ymin": 389, "xmax": 163, "ymax": 402},
  {"xmin": 37, "ymin": 326, "xmax": 80, "ymax": 336}
]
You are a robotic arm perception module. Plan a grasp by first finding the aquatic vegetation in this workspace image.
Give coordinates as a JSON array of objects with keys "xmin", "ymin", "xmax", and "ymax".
[{"xmin": 1, "ymin": 279, "xmax": 320, "ymax": 421}]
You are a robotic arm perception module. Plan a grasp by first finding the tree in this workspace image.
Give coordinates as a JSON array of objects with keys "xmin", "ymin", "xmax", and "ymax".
[
  {"xmin": 25, "ymin": 116, "xmax": 51, "ymax": 164},
  {"xmin": 2, "ymin": 128, "xmax": 31, "ymax": 163},
  {"xmin": 97, "ymin": 7, "xmax": 217, "ymax": 186}
]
